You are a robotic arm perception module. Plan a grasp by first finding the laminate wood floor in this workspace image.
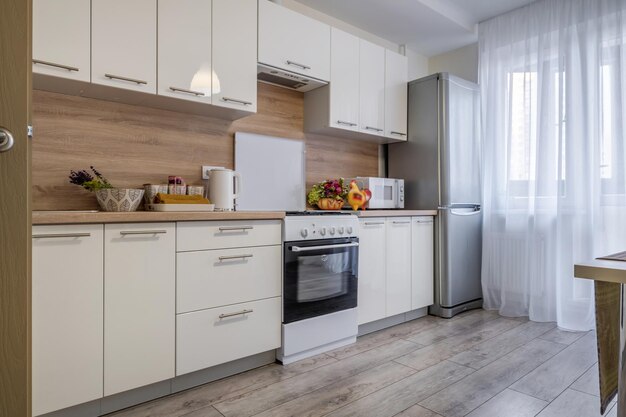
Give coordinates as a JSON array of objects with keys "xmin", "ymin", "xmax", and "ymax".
[{"xmin": 108, "ymin": 310, "xmax": 612, "ymax": 417}]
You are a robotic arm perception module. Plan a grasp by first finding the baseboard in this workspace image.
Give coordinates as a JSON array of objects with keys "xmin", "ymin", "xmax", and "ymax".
[{"xmin": 358, "ymin": 307, "xmax": 429, "ymax": 336}]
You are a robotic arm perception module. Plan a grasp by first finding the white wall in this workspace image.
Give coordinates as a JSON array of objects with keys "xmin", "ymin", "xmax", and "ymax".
[
  {"xmin": 406, "ymin": 48, "xmax": 429, "ymax": 81},
  {"xmin": 428, "ymin": 43, "xmax": 478, "ymax": 83}
]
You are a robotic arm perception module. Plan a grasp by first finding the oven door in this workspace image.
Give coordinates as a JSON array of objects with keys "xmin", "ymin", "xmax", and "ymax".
[{"xmin": 283, "ymin": 237, "xmax": 358, "ymax": 324}]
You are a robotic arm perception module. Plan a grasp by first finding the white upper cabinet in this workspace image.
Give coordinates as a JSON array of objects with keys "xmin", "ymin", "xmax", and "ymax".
[
  {"xmin": 158, "ymin": 0, "xmax": 212, "ymax": 104},
  {"xmin": 32, "ymin": 0, "xmax": 90, "ymax": 82},
  {"xmin": 258, "ymin": 0, "xmax": 330, "ymax": 81},
  {"xmin": 359, "ymin": 39, "xmax": 385, "ymax": 136},
  {"xmin": 212, "ymin": 0, "xmax": 257, "ymax": 112},
  {"xmin": 104, "ymin": 223, "xmax": 175, "ymax": 396},
  {"xmin": 385, "ymin": 49, "xmax": 408, "ymax": 140},
  {"xmin": 385, "ymin": 217, "xmax": 412, "ymax": 316},
  {"xmin": 329, "ymin": 28, "xmax": 360, "ymax": 131},
  {"xmin": 412, "ymin": 217, "xmax": 434, "ymax": 309},
  {"xmin": 32, "ymin": 225, "xmax": 104, "ymax": 416},
  {"xmin": 92, "ymin": 0, "xmax": 157, "ymax": 93}
]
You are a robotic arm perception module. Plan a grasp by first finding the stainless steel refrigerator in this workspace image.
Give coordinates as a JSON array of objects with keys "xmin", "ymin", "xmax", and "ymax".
[{"xmin": 388, "ymin": 73, "xmax": 482, "ymax": 318}]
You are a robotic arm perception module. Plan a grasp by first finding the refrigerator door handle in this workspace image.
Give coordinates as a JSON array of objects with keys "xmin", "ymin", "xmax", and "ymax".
[{"xmin": 449, "ymin": 206, "xmax": 481, "ymax": 216}]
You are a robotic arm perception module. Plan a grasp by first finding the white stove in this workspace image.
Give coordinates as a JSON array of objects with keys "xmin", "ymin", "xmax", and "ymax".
[
  {"xmin": 283, "ymin": 212, "xmax": 360, "ymax": 241},
  {"xmin": 278, "ymin": 212, "xmax": 360, "ymax": 364}
]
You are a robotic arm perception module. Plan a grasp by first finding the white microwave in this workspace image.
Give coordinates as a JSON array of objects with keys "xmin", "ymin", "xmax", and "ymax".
[{"xmin": 353, "ymin": 177, "xmax": 405, "ymax": 209}]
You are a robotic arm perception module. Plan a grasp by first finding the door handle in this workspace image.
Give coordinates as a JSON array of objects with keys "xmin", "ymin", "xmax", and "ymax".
[
  {"xmin": 0, "ymin": 127, "xmax": 15, "ymax": 153},
  {"xmin": 291, "ymin": 242, "xmax": 359, "ymax": 252}
]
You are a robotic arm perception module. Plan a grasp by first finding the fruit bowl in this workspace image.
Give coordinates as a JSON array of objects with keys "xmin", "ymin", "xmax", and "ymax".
[{"xmin": 317, "ymin": 198, "xmax": 344, "ymax": 210}]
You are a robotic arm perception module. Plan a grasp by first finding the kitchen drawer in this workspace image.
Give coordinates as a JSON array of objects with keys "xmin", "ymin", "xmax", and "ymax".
[
  {"xmin": 176, "ymin": 220, "xmax": 281, "ymax": 252},
  {"xmin": 177, "ymin": 245, "xmax": 281, "ymax": 313},
  {"xmin": 176, "ymin": 297, "xmax": 281, "ymax": 375}
]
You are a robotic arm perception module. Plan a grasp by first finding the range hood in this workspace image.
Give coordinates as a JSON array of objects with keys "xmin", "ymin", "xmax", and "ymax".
[{"xmin": 257, "ymin": 63, "xmax": 327, "ymax": 92}]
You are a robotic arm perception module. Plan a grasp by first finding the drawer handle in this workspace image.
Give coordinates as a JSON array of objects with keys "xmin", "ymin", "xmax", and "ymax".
[
  {"xmin": 169, "ymin": 86, "xmax": 206, "ymax": 96},
  {"xmin": 392, "ymin": 221, "xmax": 411, "ymax": 224},
  {"xmin": 364, "ymin": 126, "xmax": 384, "ymax": 132},
  {"xmin": 219, "ymin": 309, "xmax": 253, "ymax": 319},
  {"xmin": 105, "ymin": 73, "xmax": 148, "ymax": 85},
  {"xmin": 221, "ymin": 97, "xmax": 253, "ymax": 106},
  {"xmin": 120, "ymin": 230, "xmax": 167, "ymax": 236},
  {"xmin": 33, "ymin": 59, "xmax": 79, "ymax": 72},
  {"xmin": 285, "ymin": 60, "xmax": 311, "ymax": 70},
  {"xmin": 218, "ymin": 254, "xmax": 253, "ymax": 261},
  {"xmin": 218, "ymin": 226, "xmax": 253, "ymax": 232},
  {"xmin": 337, "ymin": 120, "xmax": 357, "ymax": 127},
  {"xmin": 363, "ymin": 222, "xmax": 385, "ymax": 226},
  {"xmin": 390, "ymin": 131, "xmax": 407, "ymax": 136},
  {"xmin": 32, "ymin": 233, "xmax": 91, "ymax": 239}
]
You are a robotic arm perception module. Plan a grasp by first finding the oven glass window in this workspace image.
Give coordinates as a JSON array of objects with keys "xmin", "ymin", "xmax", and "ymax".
[
  {"xmin": 297, "ymin": 252, "xmax": 349, "ymax": 302},
  {"xmin": 284, "ymin": 238, "xmax": 358, "ymax": 324}
]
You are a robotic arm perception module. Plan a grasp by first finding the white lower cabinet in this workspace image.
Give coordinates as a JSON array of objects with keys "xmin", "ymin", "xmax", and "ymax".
[
  {"xmin": 412, "ymin": 217, "xmax": 435, "ymax": 309},
  {"xmin": 177, "ymin": 245, "xmax": 282, "ymax": 314},
  {"xmin": 357, "ymin": 216, "xmax": 434, "ymax": 325},
  {"xmin": 385, "ymin": 217, "xmax": 413, "ymax": 316},
  {"xmin": 177, "ymin": 297, "xmax": 282, "ymax": 375},
  {"xmin": 357, "ymin": 219, "xmax": 387, "ymax": 325},
  {"xmin": 32, "ymin": 225, "xmax": 104, "ymax": 416},
  {"xmin": 104, "ymin": 223, "xmax": 176, "ymax": 396}
]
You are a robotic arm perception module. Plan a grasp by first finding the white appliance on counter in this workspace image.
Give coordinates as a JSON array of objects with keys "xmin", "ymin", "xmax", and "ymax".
[
  {"xmin": 207, "ymin": 168, "xmax": 241, "ymax": 211},
  {"xmin": 352, "ymin": 177, "xmax": 405, "ymax": 209},
  {"xmin": 234, "ymin": 132, "xmax": 306, "ymax": 211},
  {"xmin": 278, "ymin": 212, "xmax": 359, "ymax": 364}
]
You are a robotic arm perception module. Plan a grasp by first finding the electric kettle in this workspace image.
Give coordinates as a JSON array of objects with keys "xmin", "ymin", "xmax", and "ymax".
[{"xmin": 208, "ymin": 168, "xmax": 242, "ymax": 211}]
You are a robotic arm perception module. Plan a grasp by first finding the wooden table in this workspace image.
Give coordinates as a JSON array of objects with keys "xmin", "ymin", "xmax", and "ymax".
[{"xmin": 575, "ymin": 258, "xmax": 626, "ymax": 416}]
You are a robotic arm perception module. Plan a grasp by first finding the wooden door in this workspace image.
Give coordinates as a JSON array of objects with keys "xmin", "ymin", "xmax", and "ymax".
[{"xmin": 0, "ymin": 0, "xmax": 32, "ymax": 415}]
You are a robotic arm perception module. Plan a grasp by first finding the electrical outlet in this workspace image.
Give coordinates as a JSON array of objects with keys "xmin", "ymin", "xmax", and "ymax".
[{"xmin": 201, "ymin": 165, "xmax": 225, "ymax": 180}]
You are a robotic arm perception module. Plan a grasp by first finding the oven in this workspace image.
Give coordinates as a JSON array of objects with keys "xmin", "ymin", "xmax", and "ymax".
[{"xmin": 283, "ymin": 237, "xmax": 358, "ymax": 324}]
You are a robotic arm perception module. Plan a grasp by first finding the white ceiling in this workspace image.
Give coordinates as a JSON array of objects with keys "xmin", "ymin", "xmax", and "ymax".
[{"xmin": 293, "ymin": 0, "xmax": 536, "ymax": 56}]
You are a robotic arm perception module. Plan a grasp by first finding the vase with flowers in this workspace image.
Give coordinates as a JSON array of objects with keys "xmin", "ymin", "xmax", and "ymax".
[
  {"xmin": 307, "ymin": 178, "xmax": 348, "ymax": 210},
  {"xmin": 69, "ymin": 166, "xmax": 144, "ymax": 212}
]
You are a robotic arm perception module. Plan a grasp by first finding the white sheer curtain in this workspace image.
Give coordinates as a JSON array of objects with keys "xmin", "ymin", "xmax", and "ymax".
[{"xmin": 480, "ymin": 0, "xmax": 626, "ymax": 331}]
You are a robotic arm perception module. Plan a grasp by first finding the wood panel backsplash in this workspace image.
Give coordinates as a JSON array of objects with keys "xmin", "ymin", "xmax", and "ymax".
[{"xmin": 32, "ymin": 82, "xmax": 379, "ymax": 210}]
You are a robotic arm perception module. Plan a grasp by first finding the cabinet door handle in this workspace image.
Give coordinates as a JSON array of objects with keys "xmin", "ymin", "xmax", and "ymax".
[
  {"xmin": 392, "ymin": 221, "xmax": 411, "ymax": 224},
  {"xmin": 390, "ymin": 131, "xmax": 407, "ymax": 136},
  {"xmin": 119, "ymin": 230, "xmax": 167, "ymax": 236},
  {"xmin": 219, "ymin": 309, "xmax": 253, "ymax": 319},
  {"xmin": 218, "ymin": 226, "xmax": 253, "ymax": 232},
  {"xmin": 221, "ymin": 97, "xmax": 253, "ymax": 106},
  {"xmin": 337, "ymin": 120, "xmax": 357, "ymax": 127},
  {"xmin": 33, "ymin": 59, "xmax": 79, "ymax": 72},
  {"xmin": 363, "ymin": 221, "xmax": 385, "ymax": 226},
  {"xmin": 218, "ymin": 254, "xmax": 253, "ymax": 261},
  {"xmin": 365, "ymin": 126, "xmax": 383, "ymax": 132},
  {"xmin": 105, "ymin": 73, "xmax": 148, "ymax": 85},
  {"xmin": 169, "ymin": 86, "xmax": 205, "ymax": 96},
  {"xmin": 32, "ymin": 233, "xmax": 91, "ymax": 239},
  {"xmin": 285, "ymin": 60, "xmax": 311, "ymax": 70}
]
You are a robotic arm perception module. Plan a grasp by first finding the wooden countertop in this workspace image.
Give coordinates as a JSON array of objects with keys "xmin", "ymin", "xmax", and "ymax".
[
  {"xmin": 355, "ymin": 210, "xmax": 438, "ymax": 217},
  {"xmin": 575, "ymin": 258, "xmax": 626, "ymax": 285},
  {"xmin": 32, "ymin": 210, "xmax": 286, "ymax": 225}
]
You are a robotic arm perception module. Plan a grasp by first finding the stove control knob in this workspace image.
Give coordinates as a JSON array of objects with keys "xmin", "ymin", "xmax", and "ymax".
[
  {"xmin": 347, "ymin": 226, "xmax": 353, "ymax": 235},
  {"xmin": 330, "ymin": 227, "xmax": 336, "ymax": 235},
  {"xmin": 338, "ymin": 226, "xmax": 345, "ymax": 234},
  {"xmin": 301, "ymin": 228, "xmax": 309, "ymax": 238},
  {"xmin": 320, "ymin": 227, "xmax": 327, "ymax": 236}
]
